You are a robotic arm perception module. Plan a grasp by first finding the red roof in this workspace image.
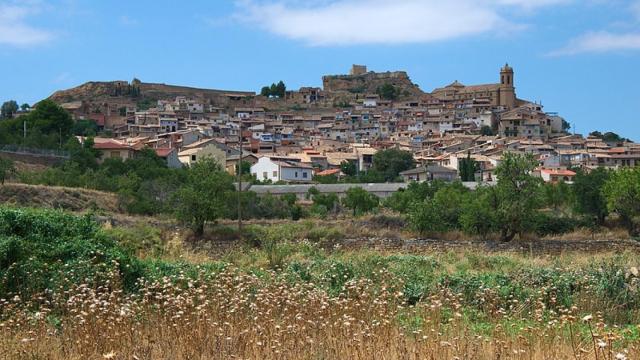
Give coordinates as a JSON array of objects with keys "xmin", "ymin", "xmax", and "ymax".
[
  {"xmin": 541, "ymin": 169, "xmax": 576, "ymax": 176},
  {"xmin": 316, "ymin": 168, "xmax": 342, "ymax": 176},
  {"xmin": 93, "ymin": 140, "xmax": 131, "ymax": 150},
  {"xmin": 155, "ymin": 148, "xmax": 174, "ymax": 157}
]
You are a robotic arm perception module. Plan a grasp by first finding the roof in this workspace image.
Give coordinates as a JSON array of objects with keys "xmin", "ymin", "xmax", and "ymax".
[
  {"xmin": 273, "ymin": 160, "xmax": 313, "ymax": 169},
  {"xmin": 400, "ymin": 164, "xmax": 458, "ymax": 176},
  {"xmin": 155, "ymin": 148, "xmax": 175, "ymax": 157},
  {"xmin": 540, "ymin": 169, "xmax": 576, "ymax": 176},
  {"xmin": 93, "ymin": 139, "xmax": 131, "ymax": 150},
  {"xmin": 315, "ymin": 168, "xmax": 342, "ymax": 176}
]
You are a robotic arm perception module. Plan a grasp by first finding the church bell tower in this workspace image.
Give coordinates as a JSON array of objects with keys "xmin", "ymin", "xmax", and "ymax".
[{"xmin": 499, "ymin": 63, "xmax": 516, "ymax": 109}]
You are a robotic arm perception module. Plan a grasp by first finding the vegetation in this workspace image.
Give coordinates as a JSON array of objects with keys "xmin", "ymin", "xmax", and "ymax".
[
  {"xmin": 342, "ymin": 187, "xmax": 379, "ymax": 216},
  {"xmin": 0, "ymin": 100, "xmax": 18, "ymax": 119},
  {"xmin": 0, "ymin": 100, "xmax": 73, "ymax": 149},
  {"xmin": 172, "ymin": 158, "xmax": 235, "ymax": 236},
  {"xmin": 370, "ymin": 148, "xmax": 415, "ymax": 182},
  {"xmin": 0, "ymin": 159, "xmax": 16, "ymax": 185},
  {"xmin": 1, "ymin": 207, "xmax": 640, "ymax": 359},
  {"xmin": 590, "ymin": 131, "xmax": 631, "ymax": 144},
  {"xmin": 604, "ymin": 167, "xmax": 640, "ymax": 237},
  {"xmin": 376, "ymin": 83, "xmax": 400, "ymax": 100},
  {"xmin": 261, "ymin": 81, "xmax": 286, "ymax": 98}
]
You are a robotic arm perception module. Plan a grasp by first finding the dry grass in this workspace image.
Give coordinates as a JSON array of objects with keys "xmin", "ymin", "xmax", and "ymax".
[
  {"xmin": 0, "ymin": 183, "xmax": 118, "ymax": 212},
  {"xmin": 2, "ymin": 256, "xmax": 639, "ymax": 360}
]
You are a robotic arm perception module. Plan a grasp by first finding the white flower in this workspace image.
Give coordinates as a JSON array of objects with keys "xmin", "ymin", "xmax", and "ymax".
[{"xmin": 582, "ymin": 314, "xmax": 593, "ymax": 322}]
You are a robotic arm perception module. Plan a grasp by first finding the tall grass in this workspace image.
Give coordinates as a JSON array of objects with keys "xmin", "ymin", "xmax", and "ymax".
[{"xmin": 1, "ymin": 207, "xmax": 639, "ymax": 359}]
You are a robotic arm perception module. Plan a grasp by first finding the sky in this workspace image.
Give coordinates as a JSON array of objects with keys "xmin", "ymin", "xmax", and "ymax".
[{"xmin": 1, "ymin": 0, "xmax": 639, "ymax": 140}]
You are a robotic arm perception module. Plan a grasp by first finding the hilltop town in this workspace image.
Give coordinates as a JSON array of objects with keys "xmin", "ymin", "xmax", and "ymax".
[{"xmin": 6, "ymin": 64, "xmax": 637, "ymax": 184}]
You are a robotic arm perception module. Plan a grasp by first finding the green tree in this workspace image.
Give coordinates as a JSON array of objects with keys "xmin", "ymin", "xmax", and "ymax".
[
  {"xmin": 275, "ymin": 81, "xmax": 286, "ymax": 98},
  {"xmin": 342, "ymin": 187, "xmax": 379, "ymax": 216},
  {"xmin": 460, "ymin": 186, "xmax": 498, "ymax": 240},
  {"xmin": 572, "ymin": 167, "xmax": 610, "ymax": 226},
  {"xmin": 172, "ymin": 158, "xmax": 234, "ymax": 236},
  {"xmin": 480, "ymin": 125, "xmax": 494, "ymax": 136},
  {"xmin": 340, "ymin": 161, "xmax": 357, "ymax": 177},
  {"xmin": 603, "ymin": 167, "xmax": 640, "ymax": 237},
  {"xmin": 493, "ymin": 153, "xmax": 543, "ymax": 242},
  {"xmin": 432, "ymin": 183, "xmax": 469, "ymax": 229},
  {"xmin": 459, "ymin": 153, "xmax": 478, "ymax": 182},
  {"xmin": 542, "ymin": 181, "xmax": 571, "ymax": 214},
  {"xmin": 562, "ymin": 119, "xmax": 571, "ymax": 132},
  {"xmin": 260, "ymin": 86, "xmax": 271, "ymax": 97},
  {"xmin": 20, "ymin": 103, "xmax": 30, "ymax": 112},
  {"xmin": 407, "ymin": 199, "xmax": 445, "ymax": 235},
  {"xmin": 72, "ymin": 119, "xmax": 99, "ymax": 136},
  {"xmin": 0, "ymin": 158, "xmax": 16, "ymax": 185},
  {"xmin": 377, "ymin": 83, "xmax": 399, "ymax": 100},
  {"xmin": 371, "ymin": 148, "xmax": 415, "ymax": 182},
  {"xmin": 0, "ymin": 100, "xmax": 18, "ymax": 119},
  {"xmin": 269, "ymin": 83, "xmax": 278, "ymax": 97}
]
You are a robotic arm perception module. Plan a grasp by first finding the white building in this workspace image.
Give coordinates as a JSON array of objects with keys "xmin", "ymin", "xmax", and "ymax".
[{"xmin": 251, "ymin": 157, "xmax": 313, "ymax": 183}]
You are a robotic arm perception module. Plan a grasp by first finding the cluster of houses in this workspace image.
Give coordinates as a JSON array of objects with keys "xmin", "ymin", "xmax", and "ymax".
[{"xmin": 71, "ymin": 64, "xmax": 636, "ymax": 186}]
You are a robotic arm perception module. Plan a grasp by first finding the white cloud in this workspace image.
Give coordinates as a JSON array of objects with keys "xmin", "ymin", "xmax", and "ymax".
[
  {"xmin": 632, "ymin": 0, "xmax": 640, "ymax": 20},
  {"xmin": 119, "ymin": 15, "xmax": 139, "ymax": 26},
  {"xmin": 234, "ymin": 0, "xmax": 566, "ymax": 46},
  {"xmin": 0, "ymin": 2, "xmax": 53, "ymax": 47},
  {"xmin": 548, "ymin": 31, "xmax": 640, "ymax": 55}
]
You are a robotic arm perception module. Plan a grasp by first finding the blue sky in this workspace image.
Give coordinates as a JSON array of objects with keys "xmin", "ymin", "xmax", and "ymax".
[{"xmin": 1, "ymin": 0, "xmax": 639, "ymax": 139}]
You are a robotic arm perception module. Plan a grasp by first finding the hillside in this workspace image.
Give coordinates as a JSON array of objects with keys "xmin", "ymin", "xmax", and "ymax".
[
  {"xmin": 47, "ymin": 80, "xmax": 255, "ymax": 104},
  {"xmin": 322, "ymin": 70, "xmax": 424, "ymax": 97},
  {"xmin": 0, "ymin": 183, "xmax": 118, "ymax": 212}
]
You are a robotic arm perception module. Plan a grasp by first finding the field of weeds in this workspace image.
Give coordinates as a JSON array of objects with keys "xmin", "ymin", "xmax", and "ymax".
[{"xmin": 1, "ymin": 207, "xmax": 640, "ymax": 359}]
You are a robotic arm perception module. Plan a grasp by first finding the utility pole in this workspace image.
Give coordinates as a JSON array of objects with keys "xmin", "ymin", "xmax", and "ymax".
[{"xmin": 237, "ymin": 121, "xmax": 243, "ymax": 240}]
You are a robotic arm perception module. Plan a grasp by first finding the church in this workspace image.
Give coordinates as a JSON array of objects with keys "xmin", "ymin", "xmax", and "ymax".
[{"xmin": 430, "ymin": 64, "xmax": 521, "ymax": 110}]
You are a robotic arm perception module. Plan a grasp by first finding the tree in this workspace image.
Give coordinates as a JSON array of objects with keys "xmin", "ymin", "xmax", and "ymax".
[
  {"xmin": 340, "ymin": 161, "xmax": 357, "ymax": 177},
  {"xmin": 260, "ymin": 86, "xmax": 271, "ymax": 97},
  {"xmin": 371, "ymin": 148, "xmax": 415, "ymax": 182},
  {"xmin": 72, "ymin": 119, "xmax": 98, "ymax": 136},
  {"xmin": 342, "ymin": 187, "xmax": 379, "ymax": 216},
  {"xmin": 275, "ymin": 81, "xmax": 286, "ymax": 98},
  {"xmin": 172, "ymin": 158, "xmax": 234, "ymax": 236},
  {"xmin": 542, "ymin": 181, "xmax": 571, "ymax": 214},
  {"xmin": 572, "ymin": 168, "xmax": 610, "ymax": 226},
  {"xmin": 493, "ymin": 153, "xmax": 543, "ymax": 242},
  {"xmin": 0, "ymin": 158, "xmax": 16, "ymax": 185},
  {"xmin": 377, "ymin": 83, "xmax": 399, "ymax": 100},
  {"xmin": 603, "ymin": 167, "xmax": 640, "ymax": 237},
  {"xmin": 407, "ymin": 199, "xmax": 445, "ymax": 235},
  {"xmin": 562, "ymin": 119, "xmax": 571, "ymax": 132},
  {"xmin": 1, "ymin": 100, "xmax": 18, "ymax": 119},
  {"xmin": 269, "ymin": 83, "xmax": 278, "ymax": 97},
  {"xmin": 458, "ymin": 152, "xmax": 478, "ymax": 182},
  {"xmin": 460, "ymin": 186, "xmax": 498, "ymax": 240},
  {"xmin": 480, "ymin": 125, "xmax": 494, "ymax": 136},
  {"xmin": 20, "ymin": 103, "xmax": 30, "ymax": 112}
]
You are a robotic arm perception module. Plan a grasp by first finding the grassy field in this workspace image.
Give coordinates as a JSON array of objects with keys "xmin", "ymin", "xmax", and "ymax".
[{"xmin": 1, "ymin": 207, "xmax": 639, "ymax": 359}]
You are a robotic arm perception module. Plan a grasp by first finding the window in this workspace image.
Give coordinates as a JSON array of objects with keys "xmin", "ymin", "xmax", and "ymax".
[
  {"xmin": 110, "ymin": 151, "xmax": 120, "ymax": 158},
  {"xmin": 263, "ymin": 172, "xmax": 268, "ymax": 179},
  {"xmin": 273, "ymin": 171, "xmax": 277, "ymax": 177},
  {"xmin": 295, "ymin": 171, "xmax": 298, "ymax": 178},
  {"xmin": 191, "ymin": 155, "xmax": 196, "ymax": 162},
  {"xmin": 303, "ymin": 172, "xmax": 308, "ymax": 178}
]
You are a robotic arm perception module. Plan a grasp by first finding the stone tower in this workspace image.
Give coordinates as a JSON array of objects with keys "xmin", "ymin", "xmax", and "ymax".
[{"xmin": 499, "ymin": 63, "xmax": 516, "ymax": 109}]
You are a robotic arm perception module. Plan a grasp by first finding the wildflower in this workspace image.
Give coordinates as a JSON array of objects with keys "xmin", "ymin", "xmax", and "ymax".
[
  {"xmin": 103, "ymin": 352, "xmax": 116, "ymax": 359},
  {"xmin": 615, "ymin": 353, "xmax": 626, "ymax": 360},
  {"xmin": 582, "ymin": 314, "xmax": 593, "ymax": 322}
]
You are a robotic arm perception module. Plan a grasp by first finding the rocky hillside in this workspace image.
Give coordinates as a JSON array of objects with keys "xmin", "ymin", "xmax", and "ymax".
[
  {"xmin": 322, "ymin": 71, "xmax": 424, "ymax": 97},
  {"xmin": 48, "ymin": 80, "xmax": 255, "ymax": 104}
]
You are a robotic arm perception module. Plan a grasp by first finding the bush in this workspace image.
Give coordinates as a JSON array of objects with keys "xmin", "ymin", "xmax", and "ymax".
[
  {"xmin": 0, "ymin": 207, "xmax": 143, "ymax": 298},
  {"xmin": 532, "ymin": 213, "xmax": 579, "ymax": 237}
]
